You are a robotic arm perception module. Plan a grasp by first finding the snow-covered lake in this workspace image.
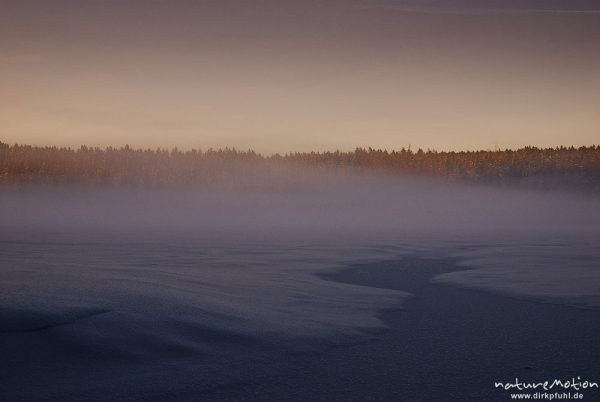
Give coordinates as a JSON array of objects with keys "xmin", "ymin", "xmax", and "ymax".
[{"xmin": 1, "ymin": 178, "xmax": 598, "ymax": 400}]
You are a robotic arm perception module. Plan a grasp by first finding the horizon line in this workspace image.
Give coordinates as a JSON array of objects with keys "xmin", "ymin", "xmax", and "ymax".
[{"xmin": 2, "ymin": 140, "xmax": 598, "ymax": 156}]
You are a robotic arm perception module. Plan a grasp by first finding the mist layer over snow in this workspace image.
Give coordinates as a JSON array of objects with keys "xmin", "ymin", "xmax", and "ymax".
[
  {"xmin": 0, "ymin": 171, "xmax": 599, "ymax": 399},
  {"xmin": 1, "ymin": 171, "xmax": 599, "ymax": 312},
  {"xmin": 1, "ymin": 170, "xmax": 597, "ymax": 233}
]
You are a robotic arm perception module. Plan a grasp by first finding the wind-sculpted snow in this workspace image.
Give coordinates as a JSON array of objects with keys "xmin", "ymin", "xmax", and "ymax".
[
  {"xmin": 0, "ymin": 234, "xmax": 405, "ymax": 340},
  {"xmin": 0, "ymin": 231, "xmax": 410, "ymax": 400},
  {"xmin": 432, "ymin": 233, "xmax": 600, "ymax": 309}
]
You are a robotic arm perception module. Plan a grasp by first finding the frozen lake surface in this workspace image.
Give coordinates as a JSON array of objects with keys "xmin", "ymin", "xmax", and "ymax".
[
  {"xmin": 1, "ymin": 182, "xmax": 599, "ymax": 400},
  {"xmin": 1, "ymin": 228, "xmax": 599, "ymax": 400}
]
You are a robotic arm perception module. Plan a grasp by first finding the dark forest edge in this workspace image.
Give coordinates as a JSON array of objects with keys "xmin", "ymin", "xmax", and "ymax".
[{"xmin": 1, "ymin": 141, "xmax": 599, "ymax": 192}]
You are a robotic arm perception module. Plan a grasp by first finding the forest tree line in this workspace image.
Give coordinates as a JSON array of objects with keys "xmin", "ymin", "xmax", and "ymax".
[{"xmin": 1, "ymin": 141, "xmax": 599, "ymax": 191}]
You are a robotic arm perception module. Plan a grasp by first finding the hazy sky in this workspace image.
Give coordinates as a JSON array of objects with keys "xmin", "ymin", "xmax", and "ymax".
[{"xmin": 1, "ymin": 0, "xmax": 599, "ymax": 153}]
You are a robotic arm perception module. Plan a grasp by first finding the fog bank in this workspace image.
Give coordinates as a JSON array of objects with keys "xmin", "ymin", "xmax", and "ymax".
[{"xmin": 1, "ymin": 170, "xmax": 597, "ymax": 235}]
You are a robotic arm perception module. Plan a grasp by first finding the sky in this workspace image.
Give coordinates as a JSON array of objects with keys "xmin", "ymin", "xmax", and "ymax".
[{"xmin": 1, "ymin": 0, "xmax": 599, "ymax": 154}]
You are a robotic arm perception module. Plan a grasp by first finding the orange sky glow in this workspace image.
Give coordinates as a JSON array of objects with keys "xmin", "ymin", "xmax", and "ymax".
[{"xmin": 1, "ymin": 0, "xmax": 599, "ymax": 153}]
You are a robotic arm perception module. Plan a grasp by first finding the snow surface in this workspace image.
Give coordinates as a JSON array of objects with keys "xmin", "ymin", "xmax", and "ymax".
[{"xmin": 1, "ymin": 175, "xmax": 599, "ymax": 399}]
